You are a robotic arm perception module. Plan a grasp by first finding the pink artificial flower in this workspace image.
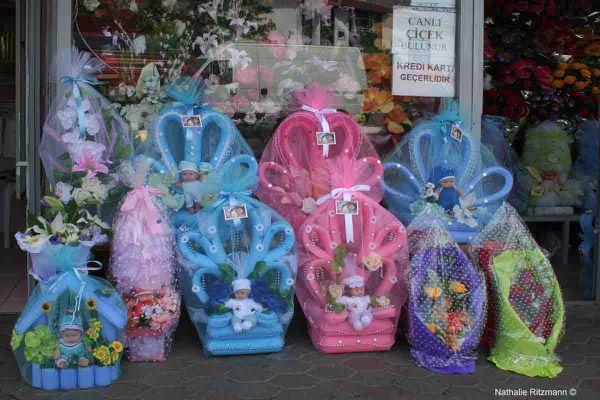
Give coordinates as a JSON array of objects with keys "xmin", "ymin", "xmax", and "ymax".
[
  {"xmin": 72, "ymin": 151, "xmax": 109, "ymax": 178},
  {"xmin": 265, "ymin": 32, "xmax": 286, "ymax": 58},
  {"xmin": 258, "ymin": 65, "xmax": 274, "ymax": 89},
  {"xmin": 236, "ymin": 65, "xmax": 257, "ymax": 85}
]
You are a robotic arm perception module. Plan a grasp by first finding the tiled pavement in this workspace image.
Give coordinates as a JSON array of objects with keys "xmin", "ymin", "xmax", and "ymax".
[{"xmin": 1, "ymin": 304, "xmax": 599, "ymax": 400}]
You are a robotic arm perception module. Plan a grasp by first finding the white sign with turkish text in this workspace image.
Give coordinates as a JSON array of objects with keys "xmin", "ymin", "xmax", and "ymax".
[{"xmin": 392, "ymin": 2, "xmax": 456, "ymax": 97}]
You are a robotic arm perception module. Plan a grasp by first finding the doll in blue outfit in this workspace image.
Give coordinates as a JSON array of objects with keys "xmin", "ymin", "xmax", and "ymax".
[
  {"xmin": 54, "ymin": 314, "xmax": 91, "ymax": 368},
  {"xmin": 433, "ymin": 167, "xmax": 464, "ymax": 212},
  {"xmin": 177, "ymin": 161, "xmax": 213, "ymax": 213}
]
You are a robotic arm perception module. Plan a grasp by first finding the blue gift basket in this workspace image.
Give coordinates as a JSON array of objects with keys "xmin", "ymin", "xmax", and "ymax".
[
  {"xmin": 176, "ymin": 155, "xmax": 297, "ymax": 355},
  {"xmin": 11, "ymin": 243, "xmax": 126, "ymax": 390},
  {"xmin": 148, "ymin": 76, "xmax": 254, "ymax": 229},
  {"xmin": 383, "ymin": 104, "xmax": 513, "ymax": 244}
]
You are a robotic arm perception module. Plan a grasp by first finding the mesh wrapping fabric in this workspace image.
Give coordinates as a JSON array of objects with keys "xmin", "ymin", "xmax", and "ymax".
[
  {"xmin": 470, "ymin": 203, "xmax": 565, "ymax": 378},
  {"xmin": 11, "ymin": 243, "xmax": 126, "ymax": 390},
  {"xmin": 383, "ymin": 106, "xmax": 513, "ymax": 244},
  {"xmin": 257, "ymin": 89, "xmax": 379, "ymax": 231},
  {"xmin": 295, "ymin": 157, "xmax": 407, "ymax": 353},
  {"xmin": 176, "ymin": 155, "xmax": 298, "ymax": 356},
  {"xmin": 108, "ymin": 158, "xmax": 181, "ymax": 362},
  {"xmin": 407, "ymin": 207, "xmax": 485, "ymax": 374},
  {"xmin": 40, "ymin": 48, "xmax": 132, "ymax": 213}
]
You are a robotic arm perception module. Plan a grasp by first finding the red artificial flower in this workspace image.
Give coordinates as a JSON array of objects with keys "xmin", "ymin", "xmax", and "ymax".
[{"xmin": 446, "ymin": 312, "xmax": 465, "ymax": 334}]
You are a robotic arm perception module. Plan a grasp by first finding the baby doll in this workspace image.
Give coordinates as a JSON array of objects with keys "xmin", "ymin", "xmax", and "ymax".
[
  {"xmin": 225, "ymin": 279, "xmax": 263, "ymax": 333},
  {"xmin": 55, "ymin": 314, "xmax": 91, "ymax": 368},
  {"xmin": 335, "ymin": 275, "xmax": 373, "ymax": 331},
  {"xmin": 178, "ymin": 161, "xmax": 213, "ymax": 213},
  {"xmin": 433, "ymin": 167, "xmax": 464, "ymax": 212}
]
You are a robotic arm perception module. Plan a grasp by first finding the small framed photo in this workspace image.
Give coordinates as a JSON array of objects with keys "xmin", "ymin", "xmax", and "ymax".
[
  {"xmin": 335, "ymin": 200, "xmax": 359, "ymax": 215},
  {"xmin": 223, "ymin": 204, "xmax": 248, "ymax": 221},
  {"xmin": 316, "ymin": 131, "xmax": 336, "ymax": 146},
  {"xmin": 181, "ymin": 115, "xmax": 203, "ymax": 127},
  {"xmin": 450, "ymin": 124, "xmax": 462, "ymax": 142}
]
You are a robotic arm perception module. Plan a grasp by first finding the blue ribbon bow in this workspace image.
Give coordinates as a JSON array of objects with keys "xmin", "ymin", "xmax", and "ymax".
[{"xmin": 60, "ymin": 75, "xmax": 100, "ymax": 139}]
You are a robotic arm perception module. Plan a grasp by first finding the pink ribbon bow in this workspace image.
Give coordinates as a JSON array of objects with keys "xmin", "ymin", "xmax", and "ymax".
[{"xmin": 121, "ymin": 186, "xmax": 164, "ymax": 235}]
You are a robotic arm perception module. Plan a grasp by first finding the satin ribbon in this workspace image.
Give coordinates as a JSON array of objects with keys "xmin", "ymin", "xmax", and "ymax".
[
  {"xmin": 301, "ymin": 105, "xmax": 337, "ymax": 157},
  {"xmin": 317, "ymin": 185, "xmax": 371, "ymax": 243},
  {"xmin": 213, "ymin": 190, "xmax": 252, "ymax": 227},
  {"xmin": 60, "ymin": 75, "xmax": 100, "ymax": 140},
  {"xmin": 121, "ymin": 186, "xmax": 164, "ymax": 235},
  {"xmin": 43, "ymin": 260, "xmax": 103, "ymax": 326}
]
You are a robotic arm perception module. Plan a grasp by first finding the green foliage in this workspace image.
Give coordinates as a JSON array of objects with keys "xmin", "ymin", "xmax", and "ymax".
[
  {"xmin": 218, "ymin": 263, "xmax": 236, "ymax": 284},
  {"xmin": 10, "ymin": 329, "xmax": 23, "ymax": 351},
  {"xmin": 22, "ymin": 325, "xmax": 57, "ymax": 367},
  {"xmin": 332, "ymin": 244, "xmax": 348, "ymax": 274},
  {"xmin": 326, "ymin": 291, "xmax": 346, "ymax": 313}
]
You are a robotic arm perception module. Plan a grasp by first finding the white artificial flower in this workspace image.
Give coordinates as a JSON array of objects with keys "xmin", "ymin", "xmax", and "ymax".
[
  {"xmin": 193, "ymin": 33, "xmax": 218, "ymax": 54},
  {"xmin": 197, "ymin": 0, "xmax": 220, "ymax": 21},
  {"xmin": 66, "ymin": 139, "xmax": 106, "ymax": 162},
  {"xmin": 80, "ymin": 209, "xmax": 111, "ymax": 230},
  {"xmin": 230, "ymin": 18, "xmax": 258, "ymax": 35},
  {"xmin": 84, "ymin": 114, "xmax": 100, "ymax": 136},
  {"xmin": 132, "ymin": 35, "xmax": 146, "ymax": 56},
  {"xmin": 309, "ymin": 56, "xmax": 338, "ymax": 72},
  {"xmin": 376, "ymin": 296, "xmax": 391, "ymax": 307},
  {"xmin": 129, "ymin": 0, "xmax": 138, "ymax": 12},
  {"xmin": 57, "ymin": 107, "xmax": 77, "ymax": 130},
  {"xmin": 301, "ymin": 197, "xmax": 317, "ymax": 214},
  {"xmin": 15, "ymin": 232, "xmax": 50, "ymax": 253},
  {"xmin": 174, "ymin": 20, "xmax": 187, "ymax": 37},
  {"xmin": 277, "ymin": 79, "xmax": 304, "ymax": 96},
  {"xmin": 251, "ymin": 99, "xmax": 280, "ymax": 114},
  {"xmin": 244, "ymin": 112, "xmax": 257, "ymax": 124},
  {"xmin": 81, "ymin": 177, "xmax": 108, "ymax": 201},
  {"xmin": 226, "ymin": 48, "xmax": 251, "ymax": 70},
  {"xmin": 50, "ymin": 213, "xmax": 66, "ymax": 235},
  {"xmin": 66, "ymin": 97, "xmax": 92, "ymax": 112},
  {"xmin": 483, "ymin": 73, "xmax": 493, "ymax": 90},
  {"xmin": 55, "ymin": 182, "xmax": 73, "ymax": 203},
  {"xmin": 162, "ymin": 0, "xmax": 177, "ymax": 11},
  {"xmin": 83, "ymin": 0, "xmax": 100, "ymax": 12},
  {"xmin": 72, "ymin": 188, "xmax": 91, "ymax": 205},
  {"xmin": 335, "ymin": 73, "xmax": 361, "ymax": 99}
]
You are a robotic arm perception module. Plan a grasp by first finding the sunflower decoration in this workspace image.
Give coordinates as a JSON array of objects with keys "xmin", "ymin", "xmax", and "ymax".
[
  {"xmin": 85, "ymin": 298, "xmax": 97, "ymax": 311},
  {"xmin": 40, "ymin": 301, "xmax": 52, "ymax": 313}
]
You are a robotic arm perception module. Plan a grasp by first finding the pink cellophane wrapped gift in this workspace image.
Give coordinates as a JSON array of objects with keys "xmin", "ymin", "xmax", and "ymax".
[
  {"xmin": 295, "ymin": 156, "xmax": 407, "ymax": 353},
  {"xmin": 257, "ymin": 88, "xmax": 379, "ymax": 231}
]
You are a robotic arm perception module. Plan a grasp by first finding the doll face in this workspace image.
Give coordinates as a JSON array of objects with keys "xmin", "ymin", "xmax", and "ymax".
[
  {"xmin": 182, "ymin": 170, "xmax": 200, "ymax": 182},
  {"xmin": 61, "ymin": 329, "xmax": 82, "ymax": 343},
  {"xmin": 349, "ymin": 286, "xmax": 365, "ymax": 297},
  {"xmin": 440, "ymin": 177, "xmax": 455, "ymax": 188},
  {"xmin": 234, "ymin": 289, "xmax": 250, "ymax": 300}
]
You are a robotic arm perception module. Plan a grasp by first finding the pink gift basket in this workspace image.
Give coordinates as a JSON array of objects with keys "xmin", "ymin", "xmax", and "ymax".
[
  {"xmin": 257, "ymin": 88, "xmax": 379, "ymax": 231},
  {"xmin": 295, "ymin": 156, "xmax": 408, "ymax": 353}
]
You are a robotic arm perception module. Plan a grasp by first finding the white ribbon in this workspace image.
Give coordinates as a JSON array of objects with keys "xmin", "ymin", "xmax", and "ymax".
[
  {"xmin": 317, "ymin": 185, "xmax": 371, "ymax": 244},
  {"xmin": 301, "ymin": 105, "xmax": 337, "ymax": 157}
]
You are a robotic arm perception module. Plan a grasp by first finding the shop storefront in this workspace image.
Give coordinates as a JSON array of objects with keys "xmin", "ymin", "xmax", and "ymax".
[{"xmin": 15, "ymin": 0, "xmax": 594, "ymax": 299}]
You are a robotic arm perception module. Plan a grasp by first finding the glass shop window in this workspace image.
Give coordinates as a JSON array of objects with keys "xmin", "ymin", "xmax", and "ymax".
[
  {"xmin": 481, "ymin": 0, "xmax": 599, "ymax": 301},
  {"xmin": 72, "ymin": 0, "xmax": 445, "ymax": 159}
]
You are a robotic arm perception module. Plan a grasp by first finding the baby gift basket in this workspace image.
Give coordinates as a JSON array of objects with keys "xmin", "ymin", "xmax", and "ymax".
[
  {"xmin": 109, "ymin": 157, "xmax": 181, "ymax": 362},
  {"xmin": 149, "ymin": 76, "xmax": 254, "ymax": 229},
  {"xmin": 470, "ymin": 203, "xmax": 565, "ymax": 378},
  {"xmin": 296, "ymin": 156, "xmax": 407, "ymax": 353},
  {"xmin": 406, "ymin": 207, "xmax": 485, "ymax": 374},
  {"xmin": 383, "ymin": 103, "xmax": 513, "ymax": 244},
  {"xmin": 12, "ymin": 235, "xmax": 126, "ymax": 390},
  {"xmin": 257, "ymin": 88, "xmax": 379, "ymax": 231},
  {"xmin": 177, "ymin": 155, "xmax": 297, "ymax": 355}
]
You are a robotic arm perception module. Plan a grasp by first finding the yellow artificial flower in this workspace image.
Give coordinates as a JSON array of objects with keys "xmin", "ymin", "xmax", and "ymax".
[
  {"xmin": 426, "ymin": 323, "xmax": 436, "ymax": 333},
  {"xmin": 584, "ymin": 42, "xmax": 600, "ymax": 57},
  {"xmin": 40, "ymin": 301, "xmax": 52, "ymax": 313},
  {"xmin": 110, "ymin": 341, "xmax": 123, "ymax": 353},
  {"xmin": 93, "ymin": 345, "xmax": 111, "ymax": 365},
  {"xmin": 564, "ymin": 75, "xmax": 577, "ymax": 85},
  {"xmin": 552, "ymin": 79, "xmax": 565, "ymax": 88},
  {"xmin": 92, "ymin": 320, "xmax": 102, "ymax": 330},
  {"xmin": 85, "ymin": 298, "xmax": 96, "ymax": 310},
  {"xmin": 575, "ymin": 81, "xmax": 591, "ymax": 90},
  {"xmin": 570, "ymin": 63, "xmax": 586, "ymax": 70},
  {"xmin": 111, "ymin": 351, "xmax": 120, "ymax": 362},
  {"xmin": 450, "ymin": 281, "xmax": 468, "ymax": 294},
  {"xmin": 86, "ymin": 328, "xmax": 99, "ymax": 341},
  {"xmin": 425, "ymin": 287, "xmax": 442, "ymax": 299},
  {"xmin": 553, "ymin": 69, "xmax": 565, "ymax": 78},
  {"xmin": 580, "ymin": 69, "xmax": 592, "ymax": 79}
]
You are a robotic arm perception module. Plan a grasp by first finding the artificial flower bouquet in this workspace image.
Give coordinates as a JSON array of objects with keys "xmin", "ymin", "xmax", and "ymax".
[
  {"xmin": 471, "ymin": 203, "xmax": 565, "ymax": 378},
  {"xmin": 40, "ymin": 48, "xmax": 133, "ymax": 223},
  {"xmin": 407, "ymin": 207, "xmax": 485, "ymax": 374}
]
